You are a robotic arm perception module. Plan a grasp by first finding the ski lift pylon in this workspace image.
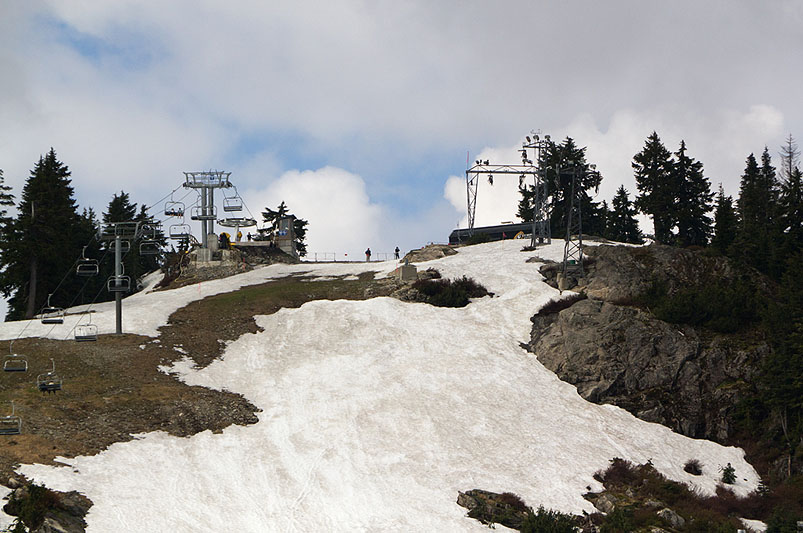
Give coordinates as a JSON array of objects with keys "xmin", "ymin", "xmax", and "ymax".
[
  {"xmin": 0, "ymin": 402, "xmax": 21, "ymax": 435},
  {"xmin": 37, "ymin": 358, "xmax": 63, "ymax": 394}
]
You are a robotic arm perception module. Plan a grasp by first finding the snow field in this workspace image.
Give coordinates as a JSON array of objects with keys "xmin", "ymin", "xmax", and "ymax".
[{"xmin": 12, "ymin": 240, "xmax": 759, "ymax": 531}]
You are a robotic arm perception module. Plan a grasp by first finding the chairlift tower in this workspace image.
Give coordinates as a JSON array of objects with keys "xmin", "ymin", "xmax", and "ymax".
[
  {"xmin": 183, "ymin": 171, "xmax": 232, "ymax": 250},
  {"xmin": 562, "ymin": 165, "xmax": 599, "ymax": 278},
  {"xmin": 464, "ymin": 131, "xmax": 552, "ymax": 247},
  {"xmin": 98, "ymin": 221, "xmax": 141, "ymax": 335}
]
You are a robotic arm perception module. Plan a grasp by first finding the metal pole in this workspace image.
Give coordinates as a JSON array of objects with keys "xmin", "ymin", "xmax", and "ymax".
[
  {"xmin": 115, "ymin": 234, "xmax": 122, "ymax": 334},
  {"xmin": 200, "ymin": 187, "xmax": 208, "ymax": 249},
  {"xmin": 207, "ymin": 187, "xmax": 215, "ymax": 240}
]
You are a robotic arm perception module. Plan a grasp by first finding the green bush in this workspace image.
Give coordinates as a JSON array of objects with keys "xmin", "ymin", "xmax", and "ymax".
[
  {"xmin": 720, "ymin": 463, "xmax": 736, "ymax": 484},
  {"xmin": 520, "ymin": 506, "xmax": 577, "ymax": 533},
  {"xmin": 411, "ymin": 276, "xmax": 489, "ymax": 308},
  {"xmin": 4, "ymin": 483, "xmax": 62, "ymax": 530},
  {"xmin": 640, "ymin": 277, "xmax": 759, "ymax": 333},
  {"xmin": 599, "ymin": 507, "xmax": 633, "ymax": 533}
]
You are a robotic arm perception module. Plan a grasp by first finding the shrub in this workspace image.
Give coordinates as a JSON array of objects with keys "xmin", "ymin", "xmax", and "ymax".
[
  {"xmin": 684, "ymin": 458, "xmax": 703, "ymax": 475},
  {"xmin": 535, "ymin": 293, "xmax": 586, "ymax": 317},
  {"xmin": 599, "ymin": 507, "xmax": 633, "ymax": 533},
  {"xmin": 4, "ymin": 483, "xmax": 62, "ymax": 530},
  {"xmin": 498, "ymin": 492, "xmax": 528, "ymax": 512},
  {"xmin": 520, "ymin": 506, "xmax": 577, "ymax": 533},
  {"xmin": 411, "ymin": 276, "xmax": 489, "ymax": 308},
  {"xmin": 720, "ymin": 463, "xmax": 736, "ymax": 484}
]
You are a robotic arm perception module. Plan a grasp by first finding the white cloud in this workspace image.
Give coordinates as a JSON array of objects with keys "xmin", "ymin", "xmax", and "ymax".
[{"xmin": 242, "ymin": 166, "xmax": 384, "ymax": 260}]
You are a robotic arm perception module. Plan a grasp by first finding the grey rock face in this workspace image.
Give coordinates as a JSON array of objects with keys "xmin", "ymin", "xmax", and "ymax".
[{"xmin": 526, "ymin": 244, "xmax": 769, "ymax": 441}]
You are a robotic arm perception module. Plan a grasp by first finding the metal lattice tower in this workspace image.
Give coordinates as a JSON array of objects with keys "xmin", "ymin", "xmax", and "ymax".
[
  {"xmin": 183, "ymin": 171, "xmax": 232, "ymax": 249},
  {"xmin": 464, "ymin": 132, "xmax": 552, "ymax": 247},
  {"xmin": 562, "ymin": 165, "xmax": 599, "ymax": 278}
]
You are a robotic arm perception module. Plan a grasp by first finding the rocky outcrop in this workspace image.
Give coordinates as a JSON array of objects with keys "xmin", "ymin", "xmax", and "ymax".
[
  {"xmin": 3, "ymin": 483, "xmax": 90, "ymax": 533},
  {"xmin": 456, "ymin": 489, "xmax": 530, "ymax": 530},
  {"xmin": 525, "ymin": 244, "xmax": 770, "ymax": 441}
]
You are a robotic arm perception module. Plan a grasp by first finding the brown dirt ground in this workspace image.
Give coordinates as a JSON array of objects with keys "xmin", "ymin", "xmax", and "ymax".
[{"xmin": 0, "ymin": 270, "xmax": 399, "ymax": 488}]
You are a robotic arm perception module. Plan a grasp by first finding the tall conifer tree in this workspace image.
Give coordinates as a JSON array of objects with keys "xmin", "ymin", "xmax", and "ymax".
[
  {"xmin": 673, "ymin": 140, "xmax": 713, "ymax": 246},
  {"xmin": 633, "ymin": 132, "xmax": 675, "ymax": 243},
  {"xmin": 0, "ymin": 149, "xmax": 92, "ymax": 319},
  {"xmin": 607, "ymin": 185, "xmax": 643, "ymax": 244},
  {"xmin": 711, "ymin": 185, "xmax": 737, "ymax": 254}
]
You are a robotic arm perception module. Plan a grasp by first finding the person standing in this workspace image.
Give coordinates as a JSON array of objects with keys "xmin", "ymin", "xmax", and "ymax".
[
  {"xmin": 394, "ymin": 246, "xmax": 400, "ymax": 260},
  {"xmin": 365, "ymin": 248, "xmax": 371, "ymax": 262}
]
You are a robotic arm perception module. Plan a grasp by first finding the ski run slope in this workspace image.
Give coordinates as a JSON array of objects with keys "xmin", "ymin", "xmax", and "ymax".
[{"xmin": 2, "ymin": 240, "xmax": 759, "ymax": 532}]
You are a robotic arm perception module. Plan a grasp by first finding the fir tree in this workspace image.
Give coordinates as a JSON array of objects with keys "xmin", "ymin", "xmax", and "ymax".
[
  {"xmin": 779, "ymin": 165, "xmax": 803, "ymax": 253},
  {"xmin": 258, "ymin": 201, "xmax": 309, "ymax": 257},
  {"xmin": 633, "ymin": 132, "xmax": 676, "ymax": 244},
  {"xmin": 673, "ymin": 140, "xmax": 713, "ymax": 247},
  {"xmin": 735, "ymin": 150, "xmax": 782, "ymax": 276},
  {"xmin": 540, "ymin": 137, "xmax": 603, "ymax": 237},
  {"xmin": 779, "ymin": 133, "xmax": 800, "ymax": 185},
  {"xmin": 607, "ymin": 185, "xmax": 643, "ymax": 244},
  {"xmin": 0, "ymin": 149, "xmax": 92, "ymax": 319},
  {"xmin": 710, "ymin": 185, "xmax": 737, "ymax": 254}
]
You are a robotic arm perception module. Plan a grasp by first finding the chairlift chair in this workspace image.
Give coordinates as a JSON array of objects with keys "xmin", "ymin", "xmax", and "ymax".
[
  {"xmin": 106, "ymin": 240, "xmax": 131, "ymax": 253},
  {"xmin": 140, "ymin": 240, "xmax": 161, "ymax": 255},
  {"xmin": 0, "ymin": 402, "xmax": 21, "ymax": 435},
  {"xmin": 223, "ymin": 195, "xmax": 243, "ymax": 212},
  {"xmin": 107, "ymin": 275, "xmax": 131, "ymax": 292},
  {"xmin": 36, "ymin": 359, "xmax": 63, "ymax": 393},
  {"xmin": 190, "ymin": 205, "xmax": 217, "ymax": 220},
  {"xmin": 3, "ymin": 353, "xmax": 27, "ymax": 372},
  {"xmin": 165, "ymin": 201, "xmax": 185, "ymax": 217},
  {"xmin": 169, "ymin": 223, "xmax": 191, "ymax": 240},
  {"xmin": 40, "ymin": 294, "xmax": 65, "ymax": 325},
  {"xmin": 75, "ymin": 324, "xmax": 98, "ymax": 342},
  {"xmin": 76, "ymin": 247, "xmax": 99, "ymax": 277}
]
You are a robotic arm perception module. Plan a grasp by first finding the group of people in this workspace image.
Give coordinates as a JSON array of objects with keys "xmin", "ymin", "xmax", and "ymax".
[{"xmin": 364, "ymin": 246, "xmax": 401, "ymax": 262}]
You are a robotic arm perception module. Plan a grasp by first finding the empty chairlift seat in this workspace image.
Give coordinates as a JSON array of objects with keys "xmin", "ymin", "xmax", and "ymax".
[
  {"xmin": 0, "ymin": 403, "xmax": 21, "ymax": 435},
  {"xmin": 40, "ymin": 294, "xmax": 64, "ymax": 324},
  {"xmin": 140, "ymin": 240, "xmax": 161, "ymax": 255},
  {"xmin": 223, "ymin": 195, "xmax": 243, "ymax": 212},
  {"xmin": 107, "ymin": 275, "xmax": 131, "ymax": 292},
  {"xmin": 75, "ymin": 324, "xmax": 98, "ymax": 342},
  {"xmin": 169, "ymin": 223, "xmax": 191, "ymax": 240},
  {"xmin": 3, "ymin": 353, "xmax": 27, "ymax": 372}
]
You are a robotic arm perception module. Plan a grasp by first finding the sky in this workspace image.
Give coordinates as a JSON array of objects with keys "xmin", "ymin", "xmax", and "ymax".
[{"xmin": 1, "ymin": 1, "xmax": 802, "ymax": 260}]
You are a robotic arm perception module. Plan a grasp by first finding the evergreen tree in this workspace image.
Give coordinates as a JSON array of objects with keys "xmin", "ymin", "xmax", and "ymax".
[
  {"xmin": 0, "ymin": 149, "xmax": 92, "ymax": 319},
  {"xmin": 0, "ymin": 169, "xmax": 15, "ymax": 251},
  {"xmin": 673, "ymin": 140, "xmax": 713, "ymax": 246},
  {"xmin": 779, "ymin": 133, "xmax": 800, "ymax": 185},
  {"xmin": 779, "ymin": 165, "xmax": 803, "ymax": 254},
  {"xmin": 101, "ymin": 192, "xmax": 163, "ymax": 291},
  {"xmin": 257, "ymin": 201, "xmax": 309, "ymax": 257},
  {"xmin": 711, "ymin": 185, "xmax": 737, "ymax": 254},
  {"xmin": 735, "ymin": 150, "xmax": 782, "ymax": 276},
  {"xmin": 607, "ymin": 185, "xmax": 643, "ymax": 244},
  {"xmin": 633, "ymin": 132, "xmax": 676, "ymax": 244},
  {"xmin": 541, "ymin": 137, "xmax": 603, "ymax": 237}
]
